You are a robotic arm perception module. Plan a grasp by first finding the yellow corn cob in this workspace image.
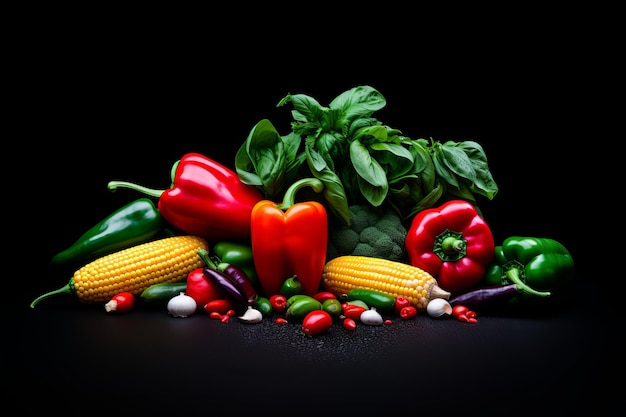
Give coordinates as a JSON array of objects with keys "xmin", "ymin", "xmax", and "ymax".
[
  {"xmin": 31, "ymin": 235, "xmax": 208, "ymax": 307},
  {"xmin": 322, "ymin": 255, "xmax": 450, "ymax": 311}
]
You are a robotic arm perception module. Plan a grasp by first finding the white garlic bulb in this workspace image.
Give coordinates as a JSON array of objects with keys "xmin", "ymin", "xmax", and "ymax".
[{"xmin": 167, "ymin": 292, "xmax": 197, "ymax": 317}]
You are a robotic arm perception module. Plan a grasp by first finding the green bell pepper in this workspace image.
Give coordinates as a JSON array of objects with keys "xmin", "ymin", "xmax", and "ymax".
[
  {"xmin": 483, "ymin": 236, "xmax": 575, "ymax": 302},
  {"xmin": 212, "ymin": 241, "xmax": 259, "ymax": 290},
  {"xmin": 50, "ymin": 198, "xmax": 167, "ymax": 271}
]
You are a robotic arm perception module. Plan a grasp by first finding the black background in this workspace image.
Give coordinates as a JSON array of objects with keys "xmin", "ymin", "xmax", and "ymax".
[{"xmin": 5, "ymin": 10, "xmax": 618, "ymax": 416}]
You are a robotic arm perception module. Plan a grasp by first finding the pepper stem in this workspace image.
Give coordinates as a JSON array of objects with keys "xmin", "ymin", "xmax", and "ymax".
[
  {"xmin": 441, "ymin": 236, "xmax": 465, "ymax": 254},
  {"xmin": 505, "ymin": 268, "xmax": 551, "ymax": 298},
  {"xmin": 277, "ymin": 178, "xmax": 324, "ymax": 210},
  {"xmin": 198, "ymin": 248, "xmax": 218, "ymax": 270},
  {"xmin": 107, "ymin": 181, "xmax": 164, "ymax": 198},
  {"xmin": 433, "ymin": 229, "xmax": 467, "ymax": 262},
  {"xmin": 30, "ymin": 281, "xmax": 73, "ymax": 308}
]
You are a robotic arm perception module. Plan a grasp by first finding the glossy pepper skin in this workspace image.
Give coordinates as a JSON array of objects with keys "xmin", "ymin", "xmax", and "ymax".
[
  {"xmin": 212, "ymin": 241, "xmax": 258, "ymax": 289},
  {"xmin": 405, "ymin": 199, "xmax": 495, "ymax": 293},
  {"xmin": 108, "ymin": 153, "xmax": 263, "ymax": 241},
  {"xmin": 50, "ymin": 198, "xmax": 165, "ymax": 270},
  {"xmin": 251, "ymin": 178, "xmax": 328, "ymax": 297},
  {"xmin": 483, "ymin": 236, "xmax": 575, "ymax": 301}
]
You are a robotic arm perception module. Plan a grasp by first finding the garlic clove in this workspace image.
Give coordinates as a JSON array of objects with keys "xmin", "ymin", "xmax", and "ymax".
[
  {"xmin": 426, "ymin": 298, "xmax": 452, "ymax": 318},
  {"xmin": 238, "ymin": 306, "xmax": 263, "ymax": 324},
  {"xmin": 360, "ymin": 307, "xmax": 384, "ymax": 326}
]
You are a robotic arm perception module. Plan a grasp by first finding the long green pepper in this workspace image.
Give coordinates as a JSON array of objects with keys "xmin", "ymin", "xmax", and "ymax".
[{"xmin": 50, "ymin": 198, "xmax": 167, "ymax": 271}]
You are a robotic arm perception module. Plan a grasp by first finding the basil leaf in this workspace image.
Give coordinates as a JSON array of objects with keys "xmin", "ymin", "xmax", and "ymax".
[
  {"xmin": 455, "ymin": 141, "xmax": 499, "ymax": 199},
  {"xmin": 329, "ymin": 85, "xmax": 386, "ymax": 122},
  {"xmin": 433, "ymin": 146, "xmax": 460, "ymax": 188},
  {"xmin": 349, "ymin": 141, "xmax": 388, "ymax": 206},
  {"xmin": 306, "ymin": 147, "xmax": 350, "ymax": 225},
  {"xmin": 370, "ymin": 142, "xmax": 415, "ymax": 179},
  {"xmin": 349, "ymin": 140, "xmax": 388, "ymax": 189},
  {"xmin": 439, "ymin": 142, "xmax": 476, "ymax": 181},
  {"xmin": 277, "ymin": 93, "xmax": 325, "ymax": 124},
  {"xmin": 234, "ymin": 119, "xmax": 286, "ymax": 198},
  {"xmin": 357, "ymin": 175, "xmax": 388, "ymax": 207},
  {"xmin": 409, "ymin": 140, "xmax": 437, "ymax": 191}
]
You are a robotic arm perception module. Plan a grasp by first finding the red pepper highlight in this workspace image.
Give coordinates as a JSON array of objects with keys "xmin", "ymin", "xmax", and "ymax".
[
  {"xmin": 107, "ymin": 152, "xmax": 263, "ymax": 241},
  {"xmin": 405, "ymin": 200, "xmax": 495, "ymax": 293},
  {"xmin": 251, "ymin": 178, "xmax": 328, "ymax": 297}
]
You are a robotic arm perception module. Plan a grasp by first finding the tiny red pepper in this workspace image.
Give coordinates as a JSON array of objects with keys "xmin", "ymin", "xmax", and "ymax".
[
  {"xmin": 399, "ymin": 306, "xmax": 418, "ymax": 320},
  {"xmin": 204, "ymin": 299, "xmax": 233, "ymax": 315},
  {"xmin": 269, "ymin": 294, "xmax": 288, "ymax": 313},
  {"xmin": 313, "ymin": 291, "xmax": 337, "ymax": 303},
  {"xmin": 251, "ymin": 178, "xmax": 328, "ymax": 297},
  {"xmin": 209, "ymin": 312, "xmax": 223, "ymax": 320},
  {"xmin": 104, "ymin": 292, "xmax": 135, "ymax": 313},
  {"xmin": 394, "ymin": 296, "xmax": 411, "ymax": 315},
  {"xmin": 108, "ymin": 152, "xmax": 264, "ymax": 241},
  {"xmin": 452, "ymin": 305, "xmax": 478, "ymax": 323},
  {"xmin": 341, "ymin": 303, "xmax": 367, "ymax": 321},
  {"xmin": 343, "ymin": 318, "xmax": 357, "ymax": 331},
  {"xmin": 406, "ymin": 199, "xmax": 495, "ymax": 293}
]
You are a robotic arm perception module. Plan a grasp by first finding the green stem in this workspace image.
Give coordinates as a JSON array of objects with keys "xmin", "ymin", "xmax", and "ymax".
[
  {"xmin": 505, "ymin": 268, "xmax": 551, "ymax": 298},
  {"xmin": 30, "ymin": 281, "xmax": 73, "ymax": 308},
  {"xmin": 107, "ymin": 181, "xmax": 164, "ymax": 198},
  {"xmin": 198, "ymin": 248, "xmax": 218, "ymax": 270},
  {"xmin": 277, "ymin": 178, "xmax": 324, "ymax": 210},
  {"xmin": 441, "ymin": 236, "xmax": 465, "ymax": 255}
]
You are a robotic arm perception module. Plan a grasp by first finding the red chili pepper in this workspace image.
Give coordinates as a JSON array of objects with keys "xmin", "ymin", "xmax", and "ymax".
[
  {"xmin": 343, "ymin": 318, "xmax": 357, "ymax": 331},
  {"xmin": 399, "ymin": 306, "xmax": 418, "ymax": 320},
  {"xmin": 209, "ymin": 312, "xmax": 223, "ymax": 320},
  {"xmin": 204, "ymin": 299, "xmax": 233, "ymax": 315},
  {"xmin": 104, "ymin": 292, "xmax": 135, "ymax": 313},
  {"xmin": 275, "ymin": 317, "xmax": 288, "ymax": 324},
  {"xmin": 269, "ymin": 294, "xmax": 288, "ymax": 313},
  {"xmin": 394, "ymin": 296, "xmax": 411, "ymax": 315},
  {"xmin": 107, "ymin": 152, "xmax": 263, "ymax": 241},
  {"xmin": 406, "ymin": 199, "xmax": 495, "ymax": 293},
  {"xmin": 251, "ymin": 178, "xmax": 328, "ymax": 297},
  {"xmin": 313, "ymin": 291, "xmax": 337, "ymax": 303},
  {"xmin": 341, "ymin": 303, "xmax": 367, "ymax": 321},
  {"xmin": 452, "ymin": 305, "xmax": 478, "ymax": 323}
]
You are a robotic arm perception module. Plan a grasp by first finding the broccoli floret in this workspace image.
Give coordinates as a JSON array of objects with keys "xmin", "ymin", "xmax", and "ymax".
[{"xmin": 326, "ymin": 204, "xmax": 408, "ymax": 262}]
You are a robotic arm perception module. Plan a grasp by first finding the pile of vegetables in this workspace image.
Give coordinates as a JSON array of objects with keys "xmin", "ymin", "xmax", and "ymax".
[{"xmin": 31, "ymin": 85, "xmax": 575, "ymax": 337}]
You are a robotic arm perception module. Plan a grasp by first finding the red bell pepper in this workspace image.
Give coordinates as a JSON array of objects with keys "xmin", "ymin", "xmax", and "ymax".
[
  {"xmin": 405, "ymin": 199, "xmax": 495, "ymax": 293},
  {"xmin": 250, "ymin": 178, "xmax": 328, "ymax": 297},
  {"xmin": 108, "ymin": 152, "xmax": 263, "ymax": 241}
]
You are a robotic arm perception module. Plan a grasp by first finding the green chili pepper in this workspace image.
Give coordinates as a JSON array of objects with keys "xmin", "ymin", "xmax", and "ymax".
[
  {"xmin": 285, "ymin": 296, "xmax": 322, "ymax": 320},
  {"xmin": 483, "ymin": 236, "xmax": 575, "ymax": 304},
  {"xmin": 140, "ymin": 282, "xmax": 188, "ymax": 306},
  {"xmin": 279, "ymin": 275, "xmax": 303, "ymax": 298},
  {"xmin": 252, "ymin": 296, "xmax": 273, "ymax": 317},
  {"xmin": 346, "ymin": 288, "xmax": 396, "ymax": 313},
  {"xmin": 50, "ymin": 198, "xmax": 167, "ymax": 270}
]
